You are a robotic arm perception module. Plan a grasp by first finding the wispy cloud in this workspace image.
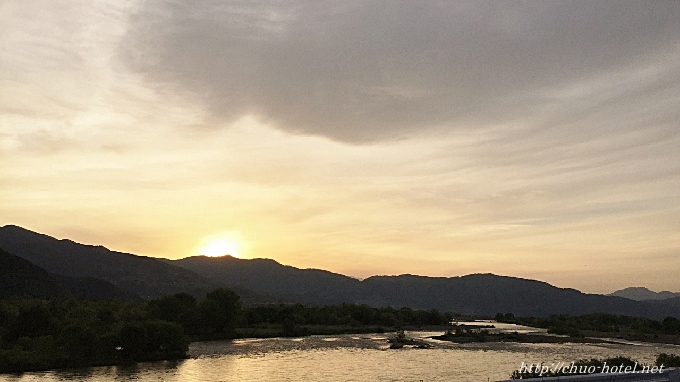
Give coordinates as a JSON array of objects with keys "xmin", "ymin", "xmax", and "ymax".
[{"xmin": 1, "ymin": 0, "xmax": 679, "ymax": 293}]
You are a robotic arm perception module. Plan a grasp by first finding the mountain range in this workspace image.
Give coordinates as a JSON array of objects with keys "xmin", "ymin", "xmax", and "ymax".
[
  {"xmin": 0, "ymin": 246, "xmax": 136, "ymax": 301},
  {"xmin": 0, "ymin": 225, "xmax": 216, "ymax": 300},
  {"xmin": 609, "ymin": 287, "xmax": 680, "ymax": 301},
  {"xmin": 1, "ymin": 224, "xmax": 679, "ymax": 320},
  {"xmin": 170, "ymin": 255, "xmax": 680, "ymax": 319}
]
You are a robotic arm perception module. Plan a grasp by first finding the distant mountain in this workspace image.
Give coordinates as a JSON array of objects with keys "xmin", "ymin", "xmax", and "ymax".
[
  {"xmin": 649, "ymin": 296, "xmax": 680, "ymax": 309},
  {"xmin": 169, "ymin": 255, "xmax": 362, "ymax": 304},
  {"xmin": 1, "ymin": 246, "xmax": 135, "ymax": 300},
  {"xmin": 172, "ymin": 256, "xmax": 680, "ymax": 320},
  {"xmin": 53, "ymin": 275, "xmax": 140, "ymax": 301},
  {"xmin": 0, "ymin": 225, "xmax": 218, "ymax": 300},
  {"xmin": 358, "ymin": 274, "xmax": 680, "ymax": 319},
  {"xmin": 4, "ymin": 225, "xmax": 680, "ymax": 319},
  {"xmin": 0, "ymin": 247, "xmax": 68, "ymax": 299},
  {"xmin": 609, "ymin": 287, "xmax": 680, "ymax": 301}
]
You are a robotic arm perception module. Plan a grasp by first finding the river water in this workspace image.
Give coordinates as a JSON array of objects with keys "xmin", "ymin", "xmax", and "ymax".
[{"xmin": 2, "ymin": 326, "xmax": 679, "ymax": 382}]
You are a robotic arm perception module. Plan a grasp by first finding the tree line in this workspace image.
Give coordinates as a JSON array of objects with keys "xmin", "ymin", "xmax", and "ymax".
[
  {"xmin": 151, "ymin": 291, "xmax": 451, "ymax": 337},
  {"xmin": 496, "ymin": 312, "xmax": 680, "ymax": 337},
  {"xmin": 1, "ymin": 288, "xmax": 452, "ymax": 373},
  {"xmin": 0, "ymin": 288, "xmax": 241, "ymax": 372}
]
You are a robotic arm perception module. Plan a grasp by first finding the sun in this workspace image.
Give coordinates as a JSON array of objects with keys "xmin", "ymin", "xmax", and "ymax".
[{"xmin": 197, "ymin": 237, "xmax": 242, "ymax": 258}]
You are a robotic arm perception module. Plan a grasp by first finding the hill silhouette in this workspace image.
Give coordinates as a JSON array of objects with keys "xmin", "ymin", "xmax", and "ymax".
[
  {"xmin": 0, "ymin": 225, "xmax": 218, "ymax": 299},
  {"xmin": 649, "ymin": 296, "xmax": 680, "ymax": 309},
  {"xmin": 167, "ymin": 255, "xmax": 361, "ymax": 304},
  {"xmin": 3, "ymin": 225, "xmax": 680, "ymax": 319},
  {"xmin": 0, "ymin": 247, "xmax": 68, "ymax": 299},
  {"xmin": 53, "ymin": 274, "xmax": 140, "ymax": 301},
  {"xmin": 0, "ymin": 247, "xmax": 136, "ymax": 300},
  {"xmin": 171, "ymin": 256, "xmax": 680, "ymax": 320},
  {"xmin": 609, "ymin": 287, "xmax": 680, "ymax": 301},
  {"xmin": 357, "ymin": 274, "xmax": 679, "ymax": 319}
]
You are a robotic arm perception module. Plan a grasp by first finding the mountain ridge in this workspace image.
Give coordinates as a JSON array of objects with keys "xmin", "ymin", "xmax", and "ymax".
[
  {"xmin": 3, "ymin": 225, "xmax": 680, "ymax": 320},
  {"xmin": 609, "ymin": 287, "xmax": 680, "ymax": 301},
  {"xmin": 0, "ymin": 246, "xmax": 136, "ymax": 300},
  {"xmin": 169, "ymin": 255, "xmax": 680, "ymax": 320},
  {"xmin": 0, "ymin": 225, "xmax": 218, "ymax": 300}
]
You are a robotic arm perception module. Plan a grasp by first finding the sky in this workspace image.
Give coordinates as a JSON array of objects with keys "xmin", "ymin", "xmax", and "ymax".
[{"xmin": 1, "ymin": 1, "xmax": 679, "ymax": 293}]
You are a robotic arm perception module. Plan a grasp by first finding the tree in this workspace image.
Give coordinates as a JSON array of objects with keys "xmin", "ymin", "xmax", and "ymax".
[
  {"xmin": 198, "ymin": 289, "xmax": 241, "ymax": 337},
  {"xmin": 143, "ymin": 320, "xmax": 188, "ymax": 359},
  {"xmin": 148, "ymin": 293, "xmax": 197, "ymax": 324},
  {"xmin": 662, "ymin": 317, "xmax": 680, "ymax": 334},
  {"xmin": 657, "ymin": 353, "xmax": 680, "ymax": 367},
  {"xmin": 7, "ymin": 303, "xmax": 54, "ymax": 341},
  {"xmin": 116, "ymin": 322, "xmax": 148, "ymax": 361},
  {"xmin": 58, "ymin": 324, "xmax": 101, "ymax": 364}
]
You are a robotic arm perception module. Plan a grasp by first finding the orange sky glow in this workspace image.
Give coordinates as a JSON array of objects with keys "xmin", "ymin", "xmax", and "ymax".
[{"xmin": 1, "ymin": 1, "xmax": 679, "ymax": 294}]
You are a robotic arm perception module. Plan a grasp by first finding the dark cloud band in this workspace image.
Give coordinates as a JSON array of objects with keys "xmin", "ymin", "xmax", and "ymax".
[{"xmin": 122, "ymin": 0, "xmax": 680, "ymax": 142}]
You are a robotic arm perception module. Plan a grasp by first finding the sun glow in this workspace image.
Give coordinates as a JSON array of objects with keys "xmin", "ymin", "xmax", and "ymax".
[{"xmin": 195, "ymin": 233, "xmax": 245, "ymax": 258}]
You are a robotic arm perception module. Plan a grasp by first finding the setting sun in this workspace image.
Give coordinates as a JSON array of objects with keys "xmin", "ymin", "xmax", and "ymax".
[{"xmin": 195, "ymin": 234, "xmax": 244, "ymax": 258}]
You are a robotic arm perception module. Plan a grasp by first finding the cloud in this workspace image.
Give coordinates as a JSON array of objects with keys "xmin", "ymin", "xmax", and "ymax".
[
  {"xmin": 122, "ymin": 0, "xmax": 680, "ymax": 142},
  {"xmin": 2, "ymin": 0, "xmax": 680, "ymax": 292}
]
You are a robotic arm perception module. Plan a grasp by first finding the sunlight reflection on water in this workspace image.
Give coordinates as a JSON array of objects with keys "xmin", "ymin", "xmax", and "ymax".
[{"xmin": 3, "ymin": 331, "xmax": 680, "ymax": 382}]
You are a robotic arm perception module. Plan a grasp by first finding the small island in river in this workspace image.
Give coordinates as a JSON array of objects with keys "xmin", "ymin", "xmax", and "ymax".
[
  {"xmin": 387, "ymin": 330, "xmax": 432, "ymax": 349},
  {"xmin": 430, "ymin": 324, "xmax": 611, "ymax": 344}
]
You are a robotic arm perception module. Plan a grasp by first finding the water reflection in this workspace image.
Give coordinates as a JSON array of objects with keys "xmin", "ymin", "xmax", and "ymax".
[
  {"xmin": 2, "ymin": 331, "xmax": 680, "ymax": 382},
  {"xmin": 0, "ymin": 361, "xmax": 185, "ymax": 382}
]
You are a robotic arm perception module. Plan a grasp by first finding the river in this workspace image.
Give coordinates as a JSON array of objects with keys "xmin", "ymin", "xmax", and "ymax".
[{"xmin": 2, "ymin": 327, "xmax": 679, "ymax": 382}]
